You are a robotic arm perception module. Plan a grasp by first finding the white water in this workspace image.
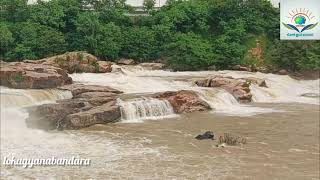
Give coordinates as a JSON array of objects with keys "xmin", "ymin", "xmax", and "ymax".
[
  {"xmin": 70, "ymin": 66, "xmax": 319, "ymax": 118},
  {"xmin": 118, "ymin": 98, "xmax": 176, "ymax": 123}
]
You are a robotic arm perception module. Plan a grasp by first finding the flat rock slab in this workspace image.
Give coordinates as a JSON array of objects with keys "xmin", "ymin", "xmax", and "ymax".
[
  {"xmin": 58, "ymin": 84, "xmax": 122, "ymax": 96},
  {"xmin": 0, "ymin": 62, "xmax": 72, "ymax": 89},
  {"xmin": 26, "ymin": 84, "xmax": 122, "ymax": 130}
]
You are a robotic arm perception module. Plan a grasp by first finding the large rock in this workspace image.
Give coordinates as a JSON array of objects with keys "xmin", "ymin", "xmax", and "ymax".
[
  {"xmin": 232, "ymin": 65, "xmax": 251, "ymax": 72},
  {"xmin": 241, "ymin": 77, "xmax": 267, "ymax": 87},
  {"xmin": 58, "ymin": 84, "xmax": 122, "ymax": 96},
  {"xmin": 195, "ymin": 76, "xmax": 262, "ymax": 103},
  {"xmin": 24, "ymin": 52, "xmax": 112, "ymax": 73},
  {"xmin": 0, "ymin": 62, "xmax": 72, "ymax": 89},
  {"xmin": 26, "ymin": 85, "xmax": 122, "ymax": 130},
  {"xmin": 139, "ymin": 63, "xmax": 166, "ymax": 70},
  {"xmin": 117, "ymin": 59, "xmax": 135, "ymax": 65},
  {"xmin": 152, "ymin": 90, "xmax": 211, "ymax": 113}
]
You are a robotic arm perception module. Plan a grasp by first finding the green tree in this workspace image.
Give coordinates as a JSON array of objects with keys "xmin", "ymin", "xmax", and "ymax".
[
  {"xmin": 165, "ymin": 33, "xmax": 215, "ymax": 71},
  {"xmin": 7, "ymin": 22, "xmax": 66, "ymax": 60},
  {"xmin": 143, "ymin": 0, "xmax": 156, "ymax": 13},
  {"xmin": 120, "ymin": 27, "xmax": 157, "ymax": 61},
  {"xmin": 29, "ymin": 0, "xmax": 66, "ymax": 30},
  {"xmin": 0, "ymin": 23, "xmax": 14, "ymax": 58},
  {"xmin": 0, "ymin": 0, "xmax": 29, "ymax": 22}
]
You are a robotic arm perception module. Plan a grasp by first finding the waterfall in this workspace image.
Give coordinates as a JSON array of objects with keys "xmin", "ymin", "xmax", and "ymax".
[
  {"xmin": 117, "ymin": 98, "xmax": 176, "ymax": 123},
  {"xmin": 0, "ymin": 86, "xmax": 72, "ymax": 108}
]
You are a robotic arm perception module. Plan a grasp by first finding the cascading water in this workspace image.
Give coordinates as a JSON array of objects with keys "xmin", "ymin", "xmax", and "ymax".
[
  {"xmin": 117, "ymin": 98, "xmax": 176, "ymax": 123},
  {"xmin": 70, "ymin": 66, "xmax": 320, "ymax": 116},
  {"xmin": 0, "ymin": 86, "xmax": 72, "ymax": 108}
]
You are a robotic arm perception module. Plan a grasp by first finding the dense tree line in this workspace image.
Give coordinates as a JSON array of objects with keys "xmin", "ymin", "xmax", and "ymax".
[{"xmin": 0, "ymin": 0, "xmax": 319, "ymax": 71}]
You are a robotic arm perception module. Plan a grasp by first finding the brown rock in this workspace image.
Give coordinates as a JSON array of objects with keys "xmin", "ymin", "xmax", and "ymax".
[
  {"xmin": 232, "ymin": 65, "xmax": 251, "ymax": 71},
  {"xmin": 139, "ymin": 63, "xmax": 166, "ymax": 70},
  {"xmin": 118, "ymin": 59, "xmax": 135, "ymax": 65},
  {"xmin": 0, "ymin": 62, "xmax": 72, "ymax": 89},
  {"xmin": 64, "ymin": 101, "xmax": 120, "ymax": 129},
  {"xmin": 24, "ymin": 52, "xmax": 112, "ymax": 73},
  {"xmin": 153, "ymin": 90, "xmax": 211, "ymax": 113},
  {"xmin": 58, "ymin": 84, "xmax": 122, "ymax": 96},
  {"xmin": 278, "ymin": 69, "xmax": 288, "ymax": 75},
  {"xmin": 242, "ymin": 77, "xmax": 267, "ymax": 87},
  {"xmin": 195, "ymin": 76, "xmax": 253, "ymax": 103},
  {"xmin": 26, "ymin": 84, "xmax": 123, "ymax": 130}
]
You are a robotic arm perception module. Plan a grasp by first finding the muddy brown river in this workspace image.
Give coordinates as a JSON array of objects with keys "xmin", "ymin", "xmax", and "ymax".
[{"xmin": 1, "ymin": 67, "xmax": 319, "ymax": 179}]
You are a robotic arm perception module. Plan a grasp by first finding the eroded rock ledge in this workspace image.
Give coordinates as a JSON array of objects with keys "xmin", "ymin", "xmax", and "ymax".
[
  {"xmin": 26, "ymin": 88, "xmax": 210, "ymax": 130},
  {"xmin": 0, "ymin": 62, "xmax": 72, "ymax": 89},
  {"xmin": 195, "ymin": 76, "xmax": 267, "ymax": 103},
  {"xmin": 26, "ymin": 84, "xmax": 122, "ymax": 130},
  {"xmin": 153, "ymin": 90, "xmax": 211, "ymax": 113}
]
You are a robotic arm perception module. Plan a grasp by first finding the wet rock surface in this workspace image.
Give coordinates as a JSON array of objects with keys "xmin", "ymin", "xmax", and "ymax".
[
  {"xmin": 0, "ymin": 62, "xmax": 72, "ymax": 89},
  {"xmin": 152, "ymin": 90, "xmax": 211, "ymax": 113},
  {"xmin": 195, "ymin": 131, "xmax": 215, "ymax": 140},
  {"xmin": 26, "ymin": 85, "xmax": 122, "ymax": 130},
  {"xmin": 195, "ymin": 75, "xmax": 268, "ymax": 103}
]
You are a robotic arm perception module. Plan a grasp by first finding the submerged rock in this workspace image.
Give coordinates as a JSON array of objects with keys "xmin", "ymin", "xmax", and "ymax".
[
  {"xmin": 0, "ymin": 62, "xmax": 72, "ymax": 89},
  {"xmin": 300, "ymin": 93, "xmax": 320, "ymax": 98},
  {"xmin": 152, "ymin": 90, "xmax": 211, "ymax": 113},
  {"xmin": 24, "ymin": 52, "xmax": 112, "ymax": 73},
  {"xmin": 217, "ymin": 133, "xmax": 247, "ymax": 146},
  {"xmin": 195, "ymin": 131, "xmax": 215, "ymax": 140},
  {"xmin": 26, "ymin": 85, "xmax": 122, "ymax": 130},
  {"xmin": 242, "ymin": 77, "xmax": 268, "ymax": 87}
]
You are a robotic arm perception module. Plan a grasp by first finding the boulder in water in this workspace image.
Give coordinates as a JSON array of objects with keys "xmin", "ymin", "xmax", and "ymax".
[
  {"xmin": 118, "ymin": 58, "xmax": 135, "ymax": 65},
  {"xmin": 232, "ymin": 65, "xmax": 251, "ymax": 71},
  {"xmin": 195, "ymin": 76, "xmax": 253, "ymax": 103},
  {"xmin": 195, "ymin": 131, "xmax": 215, "ymax": 140},
  {"xmin": 152, "ymin": 90, "xmax": 211, "ymax": 113},
  {"xmin": 0, "ymin": 62, "xmax": 72, "ymax": 89},
  {"xmin": 242, "ymin": 77, "xmax": 268, "ymax": 87},
  {"xmin": 278, "ymin": 69, "xmax": 288, "ymax": 75},
  {"xmin": 26, "ymin": 85, "xmax": 122, "ymax": 130},
  {"xmin": 23, "ymin": 52, "xmax": 112, "ymax": 73},
  {"xmin": 139, "ymin": 63, "xmax": 166, "ymax": 70}
]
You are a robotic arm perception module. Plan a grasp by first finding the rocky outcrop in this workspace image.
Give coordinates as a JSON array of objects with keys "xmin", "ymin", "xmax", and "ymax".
[
  {"xmin": 232, "ymin": 65, "xmax": 251, "ymax": 72},
  {"xmin": 194, "ymin": 75, "xmax": 269, "ymax": 103},
  {"xmin": 57, "ymin": 84, "xmax": 122, "ymax": 96},
  {"xmin": 117, "ymin": 59, "xmax": 135, "ymax": 65},
  {"xmin": 24, "ymin": 52, "xmax": 112, "ymax": 73},
  {"xmin": 278, "ymin": 69, "xmax": 288, "ymax": 75},
  {"xmin": 139, "ymin": 63, "xmax": 166, "ymax": 70},
  {"xmin": 241, "ymin": 77, "xmax": 267, "ymax": 87},
  {"xmin": 152, "ymin": 90, "xmax": 211, "ymax": 113},
  {"xmin": 0, "ymin": 62, "xmax": 72, "ymax": 89},
  {"xmin": 26, "ymin": 84, "xmax": 122, "ymax": 130}
]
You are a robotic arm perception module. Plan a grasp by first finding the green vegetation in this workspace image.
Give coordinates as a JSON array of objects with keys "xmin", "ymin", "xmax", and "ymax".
[{"xmin": 0, "ymin": 0, "xmax": 319, "ymax": 71}]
